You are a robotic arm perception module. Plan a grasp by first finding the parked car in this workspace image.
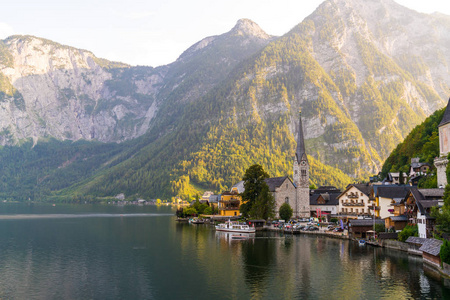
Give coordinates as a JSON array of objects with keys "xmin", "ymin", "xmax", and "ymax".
[
  {"xmin": 308, "ymin": 226, "xmax": 319, "ymax": 231},
  {"xmin": 333, "ymin": 228, "xmax": 344, "ymax": 232}
]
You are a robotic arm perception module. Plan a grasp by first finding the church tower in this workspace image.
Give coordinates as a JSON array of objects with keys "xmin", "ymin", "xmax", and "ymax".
[
  {"xmin": 293, "ymin": 110, "xmax": 310, "ymax": 218},
  {"xmin": 435, "ymin": 98, "xmax": 450, "ymax": 188}
]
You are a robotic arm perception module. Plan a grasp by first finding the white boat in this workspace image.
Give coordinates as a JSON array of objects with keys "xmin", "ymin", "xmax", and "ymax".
[
  {"xmin": 359, "ymin": 239, "xmax": 366, "ymax": 246},
  {"xmin": 215, "ymin": 220, "xmax": 256, "ymax": 233}
]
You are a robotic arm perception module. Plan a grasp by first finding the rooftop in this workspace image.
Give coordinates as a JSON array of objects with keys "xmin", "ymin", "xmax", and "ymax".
[{"xmin": 419, "ymin": 238, "xmax": 443, "ymax": 256}]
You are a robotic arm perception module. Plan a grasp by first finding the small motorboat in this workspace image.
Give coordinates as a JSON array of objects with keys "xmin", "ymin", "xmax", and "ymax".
[{"xmin": 359, "ymin": 239, "xmax": 366, "ymax": 246}]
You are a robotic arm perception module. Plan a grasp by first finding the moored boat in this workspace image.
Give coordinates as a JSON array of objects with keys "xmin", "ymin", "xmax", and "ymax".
[
  {"xmin": 359, "ymin": 239, "xmax": 366, "ymax": 246},
  {"xmin": 215, "ymin": 220, "xmax": 256, "ymax": 233},
  {"xmin": 190, "ymin": 217, "xmax": 205, "ymax": 224}
]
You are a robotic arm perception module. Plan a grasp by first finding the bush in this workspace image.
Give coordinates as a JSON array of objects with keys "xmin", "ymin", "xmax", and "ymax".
[
  {"xmin": 374, "ymin": 223, "xmax": 386, "ymax": 233},
  {"xmin": 398, "ymin": 224, "xmax": 418, "ymax": 242},
  {"xmin": 279, "ymin": 203, "xmax": 293, "ymax": 222},
  {"xmin": 440, "ymin": 240, "xmax": 450, "ymax": 265}
]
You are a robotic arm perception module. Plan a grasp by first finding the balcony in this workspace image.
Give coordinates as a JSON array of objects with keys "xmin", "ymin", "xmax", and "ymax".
[
  {"xmin": 342, "ymin": 202, "xmax": 365, "ymax": 206},
  {"xmin": 219, "ymin": 206, "xmax": 240, "ymax": 211},
  {"xmin": 338, "ymin": 212, "xmax": 371, "ymax": 217}
]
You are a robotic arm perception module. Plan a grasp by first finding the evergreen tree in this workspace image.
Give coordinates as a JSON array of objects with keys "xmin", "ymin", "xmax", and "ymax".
[
  {"xmin": 240, "ymin": 164, "xmax": 270, "ymax": 218},
  {"xmin": 249, "ymin": 183, "xmax": 275, "ymax": 220}
]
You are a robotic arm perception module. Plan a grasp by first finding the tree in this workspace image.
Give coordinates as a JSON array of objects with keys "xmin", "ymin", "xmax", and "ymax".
[
  {"xmin": 203, "ymin": 206, "xmax": 213, "ymax": 215},
  {"xmin": 440, "ymin": 240, "xmax": 450, "ymax": 266},
  {"xmin": 183, "ymin": 207, "xmax": 197, "ymax": 216},
  {"xmin": 374, "ymin": 223, "xmax": 386, "ymax": 233},
  {"xmin": 399, "ymin": 171, "xmax": 404, "ymax": 185},
  {"xmin": 398, "ymin": 224, "xmax": 418, "ymax": 242},
  {"xmin": 249, "ymin": 183, "xmax": 276, "ymax": 220},
  {"xmin": 279, "ymin": 203, "xmax": 293, "ymax": 222},
  {"xmin": 240, "ymin": 164, "xmax": 270, "ymax": 218}
]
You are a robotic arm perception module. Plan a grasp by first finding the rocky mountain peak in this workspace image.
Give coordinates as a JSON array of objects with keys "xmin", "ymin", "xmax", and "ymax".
[{"xmin": 229, "ymin": 19, "xmax": 271, "ymax": 40}]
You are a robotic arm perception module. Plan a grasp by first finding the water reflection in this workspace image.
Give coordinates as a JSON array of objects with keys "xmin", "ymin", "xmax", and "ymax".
[{"xmin": 0, "ymin": 204, "xmax": 449, "ymax": 299}]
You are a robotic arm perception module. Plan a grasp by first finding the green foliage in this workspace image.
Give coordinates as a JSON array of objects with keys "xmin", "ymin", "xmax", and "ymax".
[
  {"xmin": 249, "ymin": 183, "xmax": 276, "ymax": 220},
  {"xmin": 398, "ymin": 224, "xmax": 418, "ymax": 242},
  {"xmin": 440, "ymin": 240, "xmax": 450, "ymax": 265},
  {"xmin": 240, "ymin": 164, "xmax": 271, "ymax": 219},
  {"xmin": 279, "ymin": 203, "xmax": 293, "ymax": 222},
  {"xmin": 374, "ymin": 223, "xmax": 386, "ymax": 233},
  {"xmin": 381, "ymin": 108, "xmax": 445, "ymax": 179},
  {"xmin": 309, "ymin": 183, "xmax": 318, "ymax": 190},
  {"xmin": 203, "ymin": 206, "xmax": 213, "ymax": 215},
  {"xmin": 183, "ymin": 207, "xmax": 197, "ymax": 217}
]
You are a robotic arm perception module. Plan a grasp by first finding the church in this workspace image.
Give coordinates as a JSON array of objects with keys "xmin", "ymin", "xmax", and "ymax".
[
  {"xmin": 435, "ymin": 98, "xmax": 450, "ymax": 188},
  {"xmin": 264, "ymin": 111, "xmax": 311, "ymax": 218}
]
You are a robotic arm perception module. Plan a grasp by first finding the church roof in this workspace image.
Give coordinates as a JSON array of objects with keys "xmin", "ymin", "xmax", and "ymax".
[
  {"xmin": 264, "ymin": 176, "xmax": 291, "ymax": 192},
  {"xmin": 296, "ymin": 111, "xmax": 307, "ymax": 162},
  {"xmin": 439, "ymin": 98, "xmax": 450, "ymax": 127}
]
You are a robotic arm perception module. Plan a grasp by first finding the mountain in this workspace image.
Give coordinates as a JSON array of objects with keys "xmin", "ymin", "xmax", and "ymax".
[
  {"xmin": 0, "ymin": 0, "xmax": 449, "ymax": 201},
  {"xmin": 0, "ymin": 19, "xmax": 273, "ymax": 145},
  {"xmin": 381, "ymin": 105, "xmax": 445, "ymax": 187}
]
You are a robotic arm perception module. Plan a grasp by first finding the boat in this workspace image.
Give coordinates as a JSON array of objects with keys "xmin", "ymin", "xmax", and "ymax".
[
  {"xmin": 176, "ymin": 217, "xmax": 189, "ymax": 222},
  {"xmin": 358, "ymin": 239, "xmax": 366, "ymax": 246},
  {"xmin": 215, "ymin": 220, "xmax": 256, "ymax": 233},
  {"xmin": 190, "ymin": 217, "xmax": 205, "ymax": 224}
]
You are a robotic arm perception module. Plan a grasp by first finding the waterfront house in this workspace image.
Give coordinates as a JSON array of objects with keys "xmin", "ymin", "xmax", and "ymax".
[
  {"xmin": 419, "ymin": 238, "xmax": 443, "ymax": 268},
  {"xmin": 208, "ymin": 194, "xmax": 220, "ymax": 210},
  {"xmin": 405, "ymin": 236, "xmax": 427, "ymax": 256},
  {"xmin": 218, "ymin": 185, "xmax": 243, "ymax": 217},
  {"xmin": 337, "ymin": 183, "xmax": 373, "ymax": 220},
  {"xmin": 384, "ymin": 215, "xmax": 408, "ymax": 231},
  {"xmin": 403, "ymin": 188, "xmax": 443, "ymax": 238},
  {"xmin": 348, "ymin": 219, "xmax": 384, "ymax": 239},
  {"xmin": 371, "ymin": 185, "xmax": 413, "ymax": 219},
  {"xmin": 310, "ymin": 186, "xmax": 341, "ymax": 218}
]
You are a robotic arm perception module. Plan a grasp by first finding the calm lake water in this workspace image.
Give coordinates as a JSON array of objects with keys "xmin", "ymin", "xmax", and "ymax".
[{"xmin": 0, "ymin": 203, "xmax": 449, "ymax": 299}]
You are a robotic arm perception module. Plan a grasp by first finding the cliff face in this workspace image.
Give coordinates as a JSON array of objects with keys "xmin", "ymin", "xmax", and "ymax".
[
  {"xmin": 0, "ymin": 36, "xmax": 160, "ymax": 143},
  {"xmin": 0, "ymin": 19, "xmax": 273, "ymax": 145}
]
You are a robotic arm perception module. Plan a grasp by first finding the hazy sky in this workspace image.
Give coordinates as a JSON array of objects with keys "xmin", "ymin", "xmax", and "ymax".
[{"xmin": 1, "ymin": 0, "xmax": 449, "ymax": 67}]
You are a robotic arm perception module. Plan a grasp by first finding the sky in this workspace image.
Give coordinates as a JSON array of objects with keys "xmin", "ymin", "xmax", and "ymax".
[{"xmin": 1, "ymin": 0, "xmax": 450, "ymax": 67}]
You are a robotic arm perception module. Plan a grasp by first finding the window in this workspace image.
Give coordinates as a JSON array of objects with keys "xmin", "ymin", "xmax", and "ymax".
[
  {"xmin": 295, "ymin": 170, "xmax": 298, "ymax": 175},
  {"xmin": 286, "ymin": 184, "xmax": 288, "ymax": 188},
  {"xmin": 301, "ymin": 170, "xmax": 306, "ymax": 176},
  {"xmin": 285, "ymin": 197, "xmax": 289, "ymax": 204},
  {"xmin": 361, "ymin": 192, "xmax": 363, "ymax": 196}
]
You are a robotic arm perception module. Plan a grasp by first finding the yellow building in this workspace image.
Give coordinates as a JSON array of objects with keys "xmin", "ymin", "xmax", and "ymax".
[{"xmin": 219, "ymin": 187, "xmax": 242, "ymax": 217}]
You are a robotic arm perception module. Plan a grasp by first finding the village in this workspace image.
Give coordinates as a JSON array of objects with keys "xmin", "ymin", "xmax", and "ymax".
[{"xmin": 176, "ymin": 100, "xmax": 450, "ymax": 279}]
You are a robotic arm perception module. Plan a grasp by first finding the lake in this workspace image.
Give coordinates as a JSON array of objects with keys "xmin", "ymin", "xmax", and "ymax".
[{"xmin": 0, "ymin": 203, "xmax": 449, "ymax": 299}]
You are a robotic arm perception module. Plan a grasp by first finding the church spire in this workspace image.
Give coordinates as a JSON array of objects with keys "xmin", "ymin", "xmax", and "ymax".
[{"xmin": 295, "ymin": 109, "xmax": 307, "ymax": 162}]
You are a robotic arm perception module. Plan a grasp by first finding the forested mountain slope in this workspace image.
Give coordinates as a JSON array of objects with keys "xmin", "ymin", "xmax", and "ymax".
[{"xmin": 0, "ymin": 0, "xmax": 449, "ymax": 200}]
